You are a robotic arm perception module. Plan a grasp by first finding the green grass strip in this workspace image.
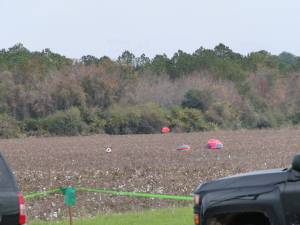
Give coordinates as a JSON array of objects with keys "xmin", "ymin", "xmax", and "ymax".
[
  {"xmin": 24, "ymin": 187, "xmax": 193, "ymax": 201},
  {"xmin": 31, "ymin": 207, "xmax": 193, "ymax": 225}
]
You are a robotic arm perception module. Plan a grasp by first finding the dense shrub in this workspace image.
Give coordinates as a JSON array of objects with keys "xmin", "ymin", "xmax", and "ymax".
[
  {"xmin": 81, "ymin": 107, "xmax": 106, "ymax": 134},
  {"xmin": 240, "ymin": 102, "xmax": 284, "ymax": 129},
  {"xmin": 182, "ymin": 89, "xmax": 213, "ymax": 112},
  {"xmin": 44, "ymin": 107, "xmax": 86, "ymax": 135},
  {"xmin": 290, "ymin": 112, "xmax": 300, "ymax": 125},
  {"xmin": 169, "ymin": 107, "xmax": 209, "ymax": 132},
  {"xmin": 138, "ymin": 103, "xmax": 169, "ymax": 133},
  {"xmin": 0, "ymin": 114, "xmax": 21, "ymax": 138},
  {"xmin": 22, "ymin": 118, "xmax": 46, "ymax": 136},
  {"xmin": 103, "ymin": 106, "xmax": 139, "ymax": 134},
  {"xmin": 206, "ymin": 102, "xmax": 241, "ymax": 129},
  {"xmin": 240, "ymin": 102, "xmax": 260, "ymax": 128},
  {"xmin": 104, "ymin": 103, "xmax": 168, "ymax": 134}
]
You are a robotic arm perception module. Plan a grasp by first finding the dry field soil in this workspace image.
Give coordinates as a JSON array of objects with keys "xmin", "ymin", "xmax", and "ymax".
[{"xmin": 0, "ymin": 129, "xmax": 299, "ymax": 220}]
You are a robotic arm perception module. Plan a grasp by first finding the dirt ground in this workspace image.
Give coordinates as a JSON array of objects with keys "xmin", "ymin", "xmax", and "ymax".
[{"xmin": 0, "ymin": 129, "xmax": 299, "ymax": 220}]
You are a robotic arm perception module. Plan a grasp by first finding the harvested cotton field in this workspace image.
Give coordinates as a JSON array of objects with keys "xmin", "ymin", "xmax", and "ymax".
[{"xmin": 0, "ymin": 129, "xmax": 299, "ymax": 220}]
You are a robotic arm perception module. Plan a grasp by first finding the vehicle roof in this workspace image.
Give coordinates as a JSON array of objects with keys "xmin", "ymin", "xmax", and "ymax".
[{"xmin": 195, "ymin": 168, "xmax": 288, "ymax": 194}]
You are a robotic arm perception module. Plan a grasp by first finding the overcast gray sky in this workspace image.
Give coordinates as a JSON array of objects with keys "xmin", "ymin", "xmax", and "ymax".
[{"xmin": 1, "ymin": 0, "xmax": 300, "ymax": 59}]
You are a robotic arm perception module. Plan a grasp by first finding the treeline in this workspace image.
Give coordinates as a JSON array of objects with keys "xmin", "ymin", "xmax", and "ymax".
[{"xmin": 1, "ymin": 43, "xmax": 300, "ymax": 138}]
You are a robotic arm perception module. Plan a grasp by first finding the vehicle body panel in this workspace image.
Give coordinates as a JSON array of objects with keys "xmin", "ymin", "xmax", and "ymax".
[
  {"xmin": 0, "ymin": 152, "xmax": 21, "ymax": 225},
  {"xmin": 194, "ymin": 168, "xmax": 300, "ymax": 225}
]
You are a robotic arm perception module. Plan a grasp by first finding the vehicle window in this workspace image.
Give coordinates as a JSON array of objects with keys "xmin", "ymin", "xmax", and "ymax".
[{"xmin": 0, "ymin": 158, "xmax": 15, "ymax": 190}]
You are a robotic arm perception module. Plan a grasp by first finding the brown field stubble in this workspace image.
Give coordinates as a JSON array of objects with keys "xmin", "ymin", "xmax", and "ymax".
[{"xmin": 0, "ymin": 129, "xmax": 298, "ymax": 220}]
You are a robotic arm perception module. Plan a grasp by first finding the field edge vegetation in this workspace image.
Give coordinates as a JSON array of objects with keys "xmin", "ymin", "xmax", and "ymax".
[{"xmin": 2, "ymin": 43, "xmax": 300, "ymax": 138}]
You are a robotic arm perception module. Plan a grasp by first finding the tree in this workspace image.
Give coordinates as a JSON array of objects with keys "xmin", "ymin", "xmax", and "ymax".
[
  {"xmin": 99, "ymin": 56, "xmax": 112, "ymax": 64},
  {"xmin": 171, "ymin": 50, "xmax": 195, "ymax": 78},
  {"xmin": 279, "ymin": 52, "xmax": 297, "ymax": 65},
  {"xmin": 182, "ymin": 89, "xmax": 213, "ymax": 112},
  {"xmin": 150, "ymin": 54, "xmax": 172, "ymax": 75},
  {"xmin": 117, "ymin": 51, "xmax": 136, "ymax": 66},
  {"xmin": 214, "ymin": 43, "xmax": 233, "ymax": 58},
  {"xmin": 81, "ymin": 55, "xmax": 99, "ymax": 65},
  {"xmin": 246, "ymin": 51, "xmax": 279, "ymax": 70},
  {"xmin": 8, "ymin": 43, "xmax": 29, "ymax": 54},
  {"xmin": 214, "ymin": 43, "xmax": 242, "ymax": 60},
  {"xmin": 278, "ymin": 52, "xmax": 298, "ymax": 73},
  {"xmin": 49, "ymin": 75, "xmax": 86, "ymax": 111},
  {"xmin": 42, "ymin": 48, "xmax": 71, "ymax": 68},
  {"xmin": 136, "ymin": 54, "xmax": 151, "ymax": 70}
]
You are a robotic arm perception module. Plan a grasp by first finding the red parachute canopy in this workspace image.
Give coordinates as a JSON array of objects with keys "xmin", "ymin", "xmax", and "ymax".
[
  {"xmin": 161, "ymin": 127, "xmax": 170, "ymax": 134},
  {"xmin": 207, "ymin": 139, "xmax": 223, "ymax": 149}
]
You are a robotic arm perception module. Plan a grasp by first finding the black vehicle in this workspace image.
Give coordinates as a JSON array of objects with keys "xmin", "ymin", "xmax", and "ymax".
[
  {"xmin": 0, "ymin": 153, "xmax": 26, "ymax": 225},
  {"xmin": 193, "ymin": 155, "xmax": 300, "ymax": 225}
]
